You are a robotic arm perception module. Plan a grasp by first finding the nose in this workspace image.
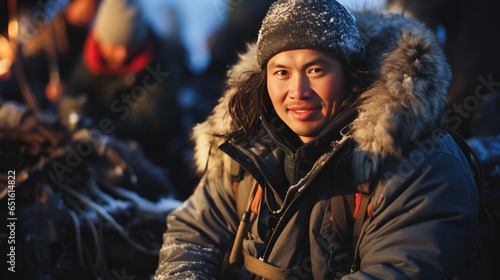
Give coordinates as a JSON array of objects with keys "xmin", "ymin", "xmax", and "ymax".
[{"xmin": 289, "ymin": 72, "xmax": 312, "ymax": 99}]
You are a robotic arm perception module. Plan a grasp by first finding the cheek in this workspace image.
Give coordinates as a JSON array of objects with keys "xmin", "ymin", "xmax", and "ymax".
[
  {"xmin": 267, "ymin": 81, "xmax": 285, "ymax": 106},
  {"xmin": 322, "ymin": 77, "xmax": 344, "ymax": 107}
]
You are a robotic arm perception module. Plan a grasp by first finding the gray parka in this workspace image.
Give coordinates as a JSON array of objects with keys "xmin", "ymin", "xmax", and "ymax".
[{"xmin": 155, "ymin": 11, "xmax": 482, "ymax": 280}]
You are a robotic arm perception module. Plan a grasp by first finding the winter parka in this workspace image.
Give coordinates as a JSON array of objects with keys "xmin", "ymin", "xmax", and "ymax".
[{"xmin": 155, "ymin": 10, "xmax": 482, "ymax": 280}]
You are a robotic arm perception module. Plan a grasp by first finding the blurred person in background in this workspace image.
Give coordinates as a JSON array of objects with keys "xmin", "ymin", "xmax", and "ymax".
[{"xmin": 58, "ymin": 0, "xmax": 189, "ymax": 194}]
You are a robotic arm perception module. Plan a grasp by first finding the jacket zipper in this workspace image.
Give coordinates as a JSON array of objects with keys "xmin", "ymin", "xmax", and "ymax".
[
  {"xmin": 261, "ymin": 151, "xmax": 333, "ymax": 260},
  {"xmin": 261, "ymin": 137, "xmax": 350, "ymax": 261},
  {"xmin": 260, "ymin": 115, "xmax": 294, "ymax": 156}
]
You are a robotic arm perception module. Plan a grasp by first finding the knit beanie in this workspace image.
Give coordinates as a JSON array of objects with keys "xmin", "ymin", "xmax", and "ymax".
[
  {"xmin": 257, "ymin": 0, "xmax": 365, "ymax": 69},
  {"xmin": 93, "ymin": 0, "xmax": 148, "ymax": 49}
]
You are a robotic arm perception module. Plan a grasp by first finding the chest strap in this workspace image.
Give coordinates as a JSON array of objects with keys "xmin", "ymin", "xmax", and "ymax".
[
  {"xmin": 229, "ymin": 180, "xmax": 260, "ymax": 264},
  {"xmin": 330, "ymin": 194, "xmax": 355, "ymax": 244},
  {"xmin": 243, "ymin": 250, "xmax": 301, "ymax": 280},
  {"xmin": 350, "ymin": 182, "xmax": 373, "ymax": 272}
]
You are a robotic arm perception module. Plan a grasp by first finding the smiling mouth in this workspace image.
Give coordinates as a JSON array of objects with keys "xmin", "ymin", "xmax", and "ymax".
[
  {"xmin": 289, "ymin": 106, "xmax": 319, "ymax": 112},
  {"xmin": 288, "ymin": 107, "xmax": 318, "ymax": 121}
]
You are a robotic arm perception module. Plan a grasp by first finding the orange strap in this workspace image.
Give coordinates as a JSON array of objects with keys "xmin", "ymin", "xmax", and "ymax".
[
  {"xmin": 353, "ymin": 193, "xmax": 371, "ymax": 219},
  {"xmin": 251, "ymin": 185, "xmax": 262, "ymax": 215}
]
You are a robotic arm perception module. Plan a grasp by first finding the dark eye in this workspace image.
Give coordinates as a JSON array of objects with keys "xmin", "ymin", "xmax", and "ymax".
[
  {"xmin": 275, "ymin": 70, "xmax": 289, "ymax": 76},
  {"xmin": 309, "ymin": 68, "xmax": 323, "ymax": 74}
]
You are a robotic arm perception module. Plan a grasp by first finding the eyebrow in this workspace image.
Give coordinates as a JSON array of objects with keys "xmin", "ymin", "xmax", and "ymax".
[
  {"xmin": 267, "ymin": 61, "xmax": 289, "ymax": 69},
  {"xmin": 268, "ymin": 56, "xmax": 331, "ymax": 70}
]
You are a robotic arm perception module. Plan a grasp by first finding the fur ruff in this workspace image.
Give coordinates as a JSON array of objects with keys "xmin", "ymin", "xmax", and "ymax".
[{"xmin": 191, "ymin": 10, "xmax": 451, "ymax": 183}]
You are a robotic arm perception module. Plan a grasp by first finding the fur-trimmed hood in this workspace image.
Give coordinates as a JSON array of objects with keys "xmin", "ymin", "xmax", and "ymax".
[{"xmin": 191, "ymin": 10, "xmax": 451, "ymax": 183}]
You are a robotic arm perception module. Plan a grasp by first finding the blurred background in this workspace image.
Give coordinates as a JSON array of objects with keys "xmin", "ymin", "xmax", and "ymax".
[{"xmin": 1, "ymin": 0, "xmax": 499, "ymax": 279}]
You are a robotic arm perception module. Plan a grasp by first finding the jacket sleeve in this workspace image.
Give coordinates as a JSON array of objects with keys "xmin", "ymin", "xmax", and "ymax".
[
  {"xmin": 344, "ymin": 147, "xmax": 480, "ymax": 280},
  {"xmin": 154, "ymin": 174, "xmax": 239, "ymax": 280}
]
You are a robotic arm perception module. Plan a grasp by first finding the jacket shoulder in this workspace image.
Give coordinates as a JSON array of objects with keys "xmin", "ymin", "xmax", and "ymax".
[{"xmin": 372, "ymin": 132, "xmax": 478, "ymax": 214}]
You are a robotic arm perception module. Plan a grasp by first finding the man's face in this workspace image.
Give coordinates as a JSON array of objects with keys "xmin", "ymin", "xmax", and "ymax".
[
  {"xmin": 98, "ymin": 42, "xmax": 129, "ymax": 67},
  {"xmin": 266, "ymin": 49, "xmax": 345, "ymax": 143}
]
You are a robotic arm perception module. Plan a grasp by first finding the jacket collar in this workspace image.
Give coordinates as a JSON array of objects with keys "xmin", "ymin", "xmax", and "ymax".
[{"xmin": 261, "ymin": 107, "xmax": 357, "ymax": 160}]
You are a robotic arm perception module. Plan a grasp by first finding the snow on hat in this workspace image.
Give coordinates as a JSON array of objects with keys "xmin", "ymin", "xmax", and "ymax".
[
  {"xmin": 257, "ymin": 0, "xmax": 365, "ymax": 69},
  {"xmin": 93, "ymin": 0, "xmax": 148, "ymax": 49}
]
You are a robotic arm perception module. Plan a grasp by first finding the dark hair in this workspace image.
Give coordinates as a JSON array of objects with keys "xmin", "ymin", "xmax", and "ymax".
[
  {"xmin": 228, "ymin": 59, "xmax": 371, "ymax": 138},
  {"xmin": 228, "ymin": 69, "xmax": 270, "ymax": 137}
]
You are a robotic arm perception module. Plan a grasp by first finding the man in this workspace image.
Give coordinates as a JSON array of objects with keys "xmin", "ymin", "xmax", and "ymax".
[
  {"xmin": 59, "ymin": 0, "xmax": 186, "ymax": 168},
  {"xmin": 155, "ymin": 0, "xmax": 486, "ymax": 279}
]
